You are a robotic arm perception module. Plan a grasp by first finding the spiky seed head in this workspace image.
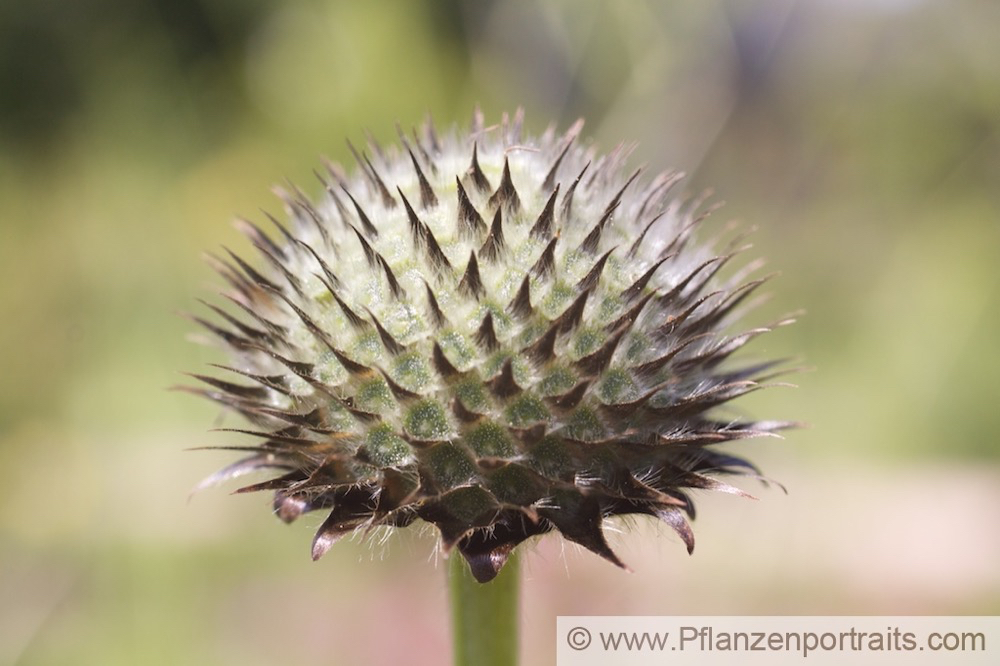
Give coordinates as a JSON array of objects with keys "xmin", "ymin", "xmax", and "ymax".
[{"xmin": 184, "ymin": 109, "xmax": 796, "ymax": 583}]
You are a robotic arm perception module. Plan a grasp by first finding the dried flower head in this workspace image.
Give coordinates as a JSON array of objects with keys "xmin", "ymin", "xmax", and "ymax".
[{"xmin": 183, "ymin": 109, "xmax": 795, "ymax": 583}]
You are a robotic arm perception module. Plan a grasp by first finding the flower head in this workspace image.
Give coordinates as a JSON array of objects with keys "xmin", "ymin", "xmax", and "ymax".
[{"xmin": 185, "ymin": 109, "xmax": 794, "ymax": 583}]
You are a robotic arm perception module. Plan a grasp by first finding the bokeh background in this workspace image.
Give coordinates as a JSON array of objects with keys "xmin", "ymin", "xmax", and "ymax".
[{"xmin": 2, "ymin": 1, "xmax": 998, "ymax": 664}]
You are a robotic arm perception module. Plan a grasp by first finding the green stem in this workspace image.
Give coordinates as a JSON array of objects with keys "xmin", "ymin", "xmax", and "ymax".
[{"xmin": 448, "ymin": 552, "xmax": 520, "ymax": 666}]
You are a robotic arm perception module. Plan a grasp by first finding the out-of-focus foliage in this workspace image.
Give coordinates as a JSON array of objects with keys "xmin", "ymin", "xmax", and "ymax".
[{"xmin": 2, "ymin": 1, "xmax": 998, "ymax": 665}]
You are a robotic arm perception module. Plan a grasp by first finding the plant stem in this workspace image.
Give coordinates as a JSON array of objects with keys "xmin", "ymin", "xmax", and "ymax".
[{"xmin": 448, "ymin": 552, "xmax": 520, "ymax": 666}]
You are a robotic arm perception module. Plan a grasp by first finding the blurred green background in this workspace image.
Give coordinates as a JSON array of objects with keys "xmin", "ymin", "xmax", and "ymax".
[{"xmin": 2, "ymin": 1, "xmax": 998, "ymax": 664}]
